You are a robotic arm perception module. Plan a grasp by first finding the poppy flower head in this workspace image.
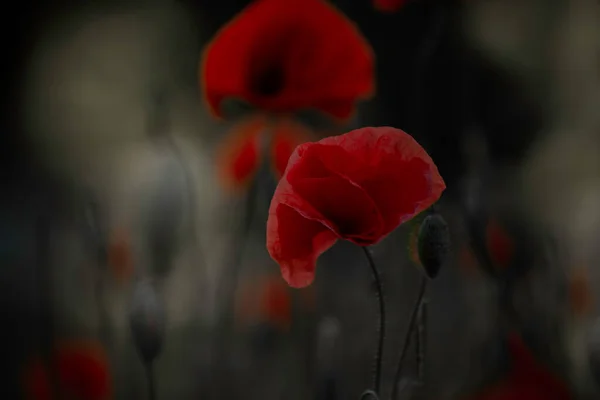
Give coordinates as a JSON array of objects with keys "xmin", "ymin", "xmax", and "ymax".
[
  {"xmin": 373, "ymin": 0, "xmax": 408, "ymax": 13},
  {"xmin": 201, "ymin": 0, "xmax": 375, "ymax": 121},
  {"xmin": 24, "ymin": 340, "xmax": 111, "ymax": 400},
  {"xmin": 267, "ymin": 126, "xmax": 445, "ymax": 287}
]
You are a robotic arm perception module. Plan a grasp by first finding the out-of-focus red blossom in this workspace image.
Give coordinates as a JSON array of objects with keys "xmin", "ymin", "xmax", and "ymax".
[
  {"xmin": 261, "ymin": 276, "xmax": 292, "ymax": 330},
  {"xmin": 201, "ymin": 0, "xmax": 374, "ymax": 121},
  {"xmin": 568, "ymin": 267, "xmax": 593, "ymax": 317},
  {"xmin": 468, "ymin": 332, "xmax": 571, "ymax": 400},
  {"xmin": 217, "ymin": 116, "xmax": 313, "ymax": 191},
  {"xmin": 267, "ymin": 127, "xmax": 445, "ymax": 288},
  {"xmin": 373, "ymin": 0, "xmax": 407, "ymax": 13},
  {"xmin": 24, "ymin": 340, "xmax": 111, "ymax": 400},
  {"xmin": 485, "ymin": 218, "xmax": 514, "ymax": 270},
  {"xmin": 235, "ymin": 275, "xmax": 292, "ymax": 330}
]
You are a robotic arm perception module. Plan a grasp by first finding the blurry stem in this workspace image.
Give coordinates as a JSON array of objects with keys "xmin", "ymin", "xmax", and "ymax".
[
  {"xmin": 391, "ymin": 277, "xmax": 428, "ymax": 400},
  {"xmin": 416, "ymin": 300, "xmax": 427, "ymax": 382},
  {"xmin": 361, "ymin": 247, "xmax": 385, "ymax": 394},
  {"xmin": 414, "ymin": 2, "xmax": 450, "ymax": 140},
  {"xmin": 145, "ymin": 361, "xmax": 156, "ymax": 400},
  {"xmin": 36, "ymin": 215, "xmax": 61, "ymax": 399}
]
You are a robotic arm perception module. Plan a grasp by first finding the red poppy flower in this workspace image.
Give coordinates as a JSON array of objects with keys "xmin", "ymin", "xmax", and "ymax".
[
  {"xmin": 24, "ymin": 340, "xmax": 111, "ymax": 400},
  {"xmin": 267, "ymin": 127, "xmax": 445, "ymax": 288},
  {"xmin": 373, "ymin": 0, "xmax": 407, "ymax": 13},
  {"xmin": 468, "ymin": 332, "xmax": 571, "ymax": 400},
  {"xmin": 217, "ymin": 116, "xmax": 314, "ymax": 191},
  {"xmin": 201, "ymin": 0, "xmax": 375, "ymax": 121}
]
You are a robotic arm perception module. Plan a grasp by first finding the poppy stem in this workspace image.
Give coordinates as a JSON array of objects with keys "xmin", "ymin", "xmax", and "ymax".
[
  {"xmin": 391, "ymin": 277, "xmax": 428, "ymax": 400},
  {"xmin": 145, "ymin": 361, "xmax": 156, "ymax": 400},
  {"xmin": 361, "ymin": 247, "xmax": 385, "ymax": 395}
]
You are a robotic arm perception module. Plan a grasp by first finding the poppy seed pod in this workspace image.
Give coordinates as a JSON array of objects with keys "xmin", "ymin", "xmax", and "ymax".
[
  {"xmin": 129, "ymin": 279, "xmax": 166, "ymax": 365},
  {"xmin": 417, "ymin": 213, "xmax": 450, "ymax": 279}
]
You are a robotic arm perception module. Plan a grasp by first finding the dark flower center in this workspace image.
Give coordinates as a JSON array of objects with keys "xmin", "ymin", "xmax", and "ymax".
[{"xmin": 250, "ymin": 63, "xmax": 284, "ymax": 97}]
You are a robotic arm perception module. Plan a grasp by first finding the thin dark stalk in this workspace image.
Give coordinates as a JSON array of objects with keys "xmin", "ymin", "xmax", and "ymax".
[
  {"xmin": 416, "ymin": 300, "xmax": 427, "ymax": 381},
  {"xmin": 361, "ymin": 247, "xmax": 385, "ymax": 394},
  {"xmin": 36, "ymin": 215, "xmax": 60, "ymax": 399},
  {"xmin": 145, "ymin": 361, "xmax": 156, "ymax": 400},
  {"xmin": 391, "ymin": 277, "xmax": 428, "ymax": 400}
]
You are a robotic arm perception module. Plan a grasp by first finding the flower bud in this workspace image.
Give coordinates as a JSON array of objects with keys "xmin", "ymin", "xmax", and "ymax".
[
  {"xmin": 417, "ymin": 213, "xmax": 450, "ymax": 279},
  {"xmin": 129, "ymin": 279, "xmax": 166, "ymax": 364}
]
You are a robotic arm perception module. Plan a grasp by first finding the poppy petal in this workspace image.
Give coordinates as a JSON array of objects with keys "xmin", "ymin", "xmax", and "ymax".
[
  {"xmin": 24, "ymin": 340, "xmax": 111, "ymax": 400},
  {"xmin": 315, "ymin": 127, "xmax": 446, "ymax": 236},
  {"xmin": 201, "ymin": 0, "xmax": 374, "ymax": 120},
  {"xmin": 270, "ymin": 119, "xmax": 313, "ymax": 179},
  {"xmin": 216, "ymin": 116, "xmax": 266, "ymax": 191},
  {"xmin": 267, "ymin": 177, "xmax": 338, "ymax": 288},
  {"xmin": 286, "ymin": 144, "xmax": 385, "ymax": 243}
]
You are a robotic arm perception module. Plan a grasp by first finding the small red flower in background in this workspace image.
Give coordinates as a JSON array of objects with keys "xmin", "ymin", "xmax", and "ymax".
[
  {"xmin": 23, "ymin": 340, "xmax": 111, "ymax": 400},
  {"xmin": 373, "ymin": 0, "xmax": 407, "ymax": 13},
  {"xmin": 468, "ymin": 332, "xmax": 571, "ymax": 400},
  {"xmin": 201, "ymin": 0, "xmax": 374, "ymax": 121},
  {"xmin": 216, "ymin": 116, "xmax": 313, "ymax": 191},
  {"xmin": 267, "ymin": 127, "xmax": 445, "ymax": 288},
  {"xmin": 485, "ymin": 218, "xmax": 514, "ymax": 271},
  {"xmin": 107, "ymin": 228, "xmax": 134, "ymax": 283},
  {"xmin": 568, "ymin": 266, "xmax": 593, "ymax": 318},
  {"xmin": 235, "ymin": 275, "xmax": 292, "ymax": 330}
]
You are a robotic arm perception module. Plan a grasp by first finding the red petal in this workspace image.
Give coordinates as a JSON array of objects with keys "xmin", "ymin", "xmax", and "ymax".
[
  {"xmin": 56, "ymin": 341, "xmax": 111, "ymax": 400},
  {"xmin": 24, "ymin": 341, "xmax": 111, "ymax": 400},
  {"xmin": 468, "ymin": 334, "xmax": 571, "ymax": 400},
  {"xmin": 270, "ymin": 119, "xmax": 312, "ymax": 178},
  {"xmin": 286, "ymin": 144, "xmax": 384, "ymax": 244},
  {"xmin": 312, "ymin": 127, "xmax": 445, "ymax": 239},
  {"xmin": 262, "ymin": 277, "xmax": 292, "ymax": 329},
  {"xmin": 24, "ymin": 359, "xmax": 51, "ymax": 400},
  {"xmin": 201, "ymin": 0, "xmax": 374, "ymax": 120},
  {"xmin": 373, "ymin": 0, "xmax": 407, "ymax": 13},
  {"xmin": 267, "ymin": 177, "xmax": 338, "ymax": 288},
  {"xmin": 216, "ymin": 116, "xmax": 265, "ymax": 191}
]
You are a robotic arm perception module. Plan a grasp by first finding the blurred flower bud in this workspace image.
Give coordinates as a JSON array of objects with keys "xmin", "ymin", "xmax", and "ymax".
[
  {"xmin": 360, "ymin": 389, "xmax": 380, "ymax": 400},
  {"xmin": 129, "ymin": 279, "xmax": 166, "ymax": 364},
  {"xmin": 317, "ymin": 317, "xmax": 341, "ymax": 373},
  {"xmin": 417, "ymin": 213, "xmax": 450, "ymax": 279}
]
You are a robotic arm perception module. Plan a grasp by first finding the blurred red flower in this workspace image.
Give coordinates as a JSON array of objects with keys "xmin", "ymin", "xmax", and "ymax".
[
  {"xmin": 236, "ymin": 274, "xmax": 292, "ymax": 330},
  {"xmin": 485, "ymin": 218, "xmax": 514, "ymax": 270},
  {"xmin": 216, "ymin": 116, "xmax": 313, "ymax": 191},
  {"xmin": 201, "ymin": 0, "xmax": 374, "ymax": 121},
  {"xmin": 468, "ymin": 332, "xmax": 571, "ymax": 400},
  {"xmin": 373, "ymin": 0, "xmax": 407, "ymax": 13},
  {"xmin": 24, "ymin": 340, "xmax": 111, "ymax": 400},
  {"xmin": 267, "ymin": 127, "xmax": 445, "ymax": 287}
]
